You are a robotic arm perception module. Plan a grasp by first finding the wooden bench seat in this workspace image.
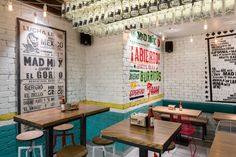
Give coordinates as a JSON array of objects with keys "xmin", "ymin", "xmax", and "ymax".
[{"xmin": 160, "ymin": 113, "xmax": 208, "ymax": 140}]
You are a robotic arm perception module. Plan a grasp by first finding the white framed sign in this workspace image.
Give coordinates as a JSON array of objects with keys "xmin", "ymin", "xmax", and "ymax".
[
  {"xmin": 207, "ymin": 33, "xmax": 236, "ymax": 103},
  {"xmin": 17, "ymin": 18, "xmax": 67, "ymax": 131}
]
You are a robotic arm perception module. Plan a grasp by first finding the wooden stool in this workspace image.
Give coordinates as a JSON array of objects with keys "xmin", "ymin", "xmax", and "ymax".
[
  {"xmin": 53, "ymin": 124, "xmax": 75, "ymax": 148},
  {"xmin": 57, "ymin": 145, "xmax": 88, "ymax": 157},
  {"xmin": 90, "ymin": 136, "xmax": 115, "ymax": 157},
  {"xmin": 154, "ymin": 142, "xmax": 175, "ymax": 157},
  {"xmin": 16, "ymin": 130, "xmax": 44, "ymax": 157}
]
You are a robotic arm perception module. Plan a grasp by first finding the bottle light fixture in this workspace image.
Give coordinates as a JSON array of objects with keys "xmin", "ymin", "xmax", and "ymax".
[
  {"xmin": 43, "ymin": 4, "xmax": 47, "ymax": 17},
  {"xmin": 34, "ymin": 12, "xmax": 38, "ymax": 23},
  {"xmin": 8, "ymin": 0, "xmax": 13, "ymax": 11}
]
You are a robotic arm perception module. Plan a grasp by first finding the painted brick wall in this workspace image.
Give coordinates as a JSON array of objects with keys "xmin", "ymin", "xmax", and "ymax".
[
  {"xmin": 85, "ymin": 35, "xmax": 124, "ymax": 104},
  {"xmin": 0, "ymin": 1, "xmax": 86, "ymax": 126},
  {"xmin": 163, "ymin": 35, "xmax": 208, "ymax": 102}
]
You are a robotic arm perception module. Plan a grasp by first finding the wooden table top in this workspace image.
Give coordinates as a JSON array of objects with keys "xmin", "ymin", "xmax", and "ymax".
[
  {"xmin": 213, "ymin": 112, "xmax": 236, "ymax": 121},
  {"xmin": 153, "ymin": 106, "xmax": 202, "ymax": 118},
  {"xmin": 14, "ymin": 104, "xmax": 109, "ymax": 129},
  {"xmin": 208, "ymin": 131, "xmax": 236, "ymax": 157},
  {"xmin": 101, "ymin": 119, "xmax": 181, "ymax": 153}
]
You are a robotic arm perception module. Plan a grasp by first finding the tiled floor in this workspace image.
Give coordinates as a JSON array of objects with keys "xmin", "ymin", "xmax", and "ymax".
[{"xmin": 86, "ymin": 139, "xmax": 211, "ymax": 157}]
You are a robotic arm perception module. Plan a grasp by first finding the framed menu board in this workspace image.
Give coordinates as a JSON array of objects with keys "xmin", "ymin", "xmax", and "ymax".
[
  {"xmin": 207, "ymin": 33, "xmax": 236, "ymax": 103},
  {"xmin": 17, "ymin": 18, "xmax": 66, "ymax": 131}
]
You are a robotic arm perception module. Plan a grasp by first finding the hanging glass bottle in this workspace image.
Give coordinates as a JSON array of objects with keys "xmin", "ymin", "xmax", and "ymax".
[
  {"xmin": 83, "ymin": 0, "xmax": 91, "ymax": 7},
  {"xmin": 174, "ymin": 5, "xmax": 183, "ymax": 24},
  {"xmin": 192, "ymin": 1, "xmax": 202, "ymax": 21},
  {"xmin": 169, "ymin": 0, "xmax": 180, "ymax": 8},
  {"xmin": 158, "ymin": 10, "xmax": 166, "ymax": 26},
  {"xmin": 182, "ymin": 3, "xmax": 192, "ymax": 23},
  {"xmin": 122, "ymin": 0, "xmax": 131, "ymax": 19},
  {"xmin": 72, "ymin": 17, "xmax": 79, "ymax": 28},
  {"xmin": 71, "ymin": 1, "xmax": 77, "ymax": 11},
  {"xmin": 88, "ymin": 6, "xmax": 95, "ymax": 25},
  {"xmin": 202, "ymin": 0, "xmax": 211, "ymax": 18},
  {"xmin": 61, "ymin": 2, "xmax": 66, "ymax": 17},
  {"xmin": 93, "ymin": 4, "xmax": 100, "ymax": 23},
  {"xmin": 77, "ymin": 1, "xmax": 84, "ymax": 10},
  {"xmin": 225, "ymin": 0, "xmax": 235, "ymax": 15},
  {"xmin": 139, "ymin": 0, "xmax": 150, "ymax": 15},
  {"xmin": 166, "ymin": 8, "xmax": 173, "ymax": 25},
  {"xmin": 100, "ymin": 1, "xmax": 108, "ymax": 23},
  {"xmin": 114, "ymin": 0, "xmax": 123, "ymax": 21},
  {"xmin": 181, "ymin": 0, "xmax": 192, "ymax": 5},
  {"xmin": 149, "ymin": 0, "xmax": 158, "ymax": 12},
  {"xmin": 130, "ymin": 0, "xmax": 139, "ymax": 17},
  {"xmin": 213, "ymin": 0, "xmax": 223, "ymax": 16},
  {"xmin": 159, "ymin": 0, "xmax": 169, "ymax": 10},
  {"xmin": 107, "ymin": 0, "xmax": 115, "ymax": 23}
]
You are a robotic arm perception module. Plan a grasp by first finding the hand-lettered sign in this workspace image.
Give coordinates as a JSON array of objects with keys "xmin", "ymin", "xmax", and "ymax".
[{"xmin": 17, "ymin": 18, "xmax": 66, "ymax": 131}]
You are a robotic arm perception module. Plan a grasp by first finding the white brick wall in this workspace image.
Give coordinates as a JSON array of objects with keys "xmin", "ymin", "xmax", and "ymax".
[
  {"xmin": 85, "ymin": 35, "xmax": 124, "ymax": 104},
  {"xmin": 0, "ymin": 1, "xmax": 86, "ymax": 120},
  {"xmin": 164, "ymin": 35, "xmax": 208, "ymax": 101}
]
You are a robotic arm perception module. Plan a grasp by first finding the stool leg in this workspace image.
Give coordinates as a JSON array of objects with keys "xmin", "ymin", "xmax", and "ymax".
[
  {"xmin": 92, "ymin": 147, "xmax": 95, "ymax": 157},
  {"xmin": 102, "ymin": 146, "xmax": 106, "ymax": 157},
  {"xmin": 32, "ymin": 142, "xmax": 36, "ymax": 157},
  {"xmin": 112, "ymin": 144, "xmax": 115, "ymax": 157},
  {"xmin": 18, "ymin": 147, "xmax": 21, "ymax": 157},
  {"xmin": 62, "ymin": 131, "xmax": 66, "ymax": 147},
  {"xmin": 26, "ymin": 149, "xmax": 29, "ymax": 157},
  {"xmin": 39, "ymin": 146, "xmax": 43, "ymax": 157},
  {"xmin": 67, "ymin": 133, "xmax": 75, "ymax": 145},
  {"xmin": 53, "ymin": 134, "xmax": 57, "ymax": 148}
]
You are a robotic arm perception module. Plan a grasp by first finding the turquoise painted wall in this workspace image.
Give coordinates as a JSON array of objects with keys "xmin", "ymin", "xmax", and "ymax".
[{"xmin": 0, "ymin": 100, "xmax": 162, "ymax": 157}]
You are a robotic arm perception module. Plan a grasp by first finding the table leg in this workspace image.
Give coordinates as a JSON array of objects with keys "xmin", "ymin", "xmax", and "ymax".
[
  {"xmin": 45, "ymin": 128, "xmax": 54, "ymax": 157},
  {"xmin": 139, "ymin": 148, "xmax": 148, "ymax": 157},
  {"xmin": 80, "ymin": 117, "xmax": 86, "ymax": 146}
]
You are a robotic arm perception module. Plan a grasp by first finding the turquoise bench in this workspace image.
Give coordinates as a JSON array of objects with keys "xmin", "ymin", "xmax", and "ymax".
[{"xmin": 163, "ymin": 100, "xmax": 236, "ymax": 114}]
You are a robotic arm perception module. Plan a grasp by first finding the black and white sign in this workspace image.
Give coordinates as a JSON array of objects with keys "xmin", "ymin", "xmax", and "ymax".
[
  {"xmin": 208, "ymin": 34, "xmax": 236, "ymax": 103},
  {"xmin": 17, "ymin": 19, "xmax": 66, "ymax": 130}
]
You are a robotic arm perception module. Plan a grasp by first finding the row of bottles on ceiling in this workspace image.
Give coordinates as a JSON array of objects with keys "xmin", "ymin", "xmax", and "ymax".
[{"xmin": 62, "ymin": 0, "xmax": 235, "ymax": 36}]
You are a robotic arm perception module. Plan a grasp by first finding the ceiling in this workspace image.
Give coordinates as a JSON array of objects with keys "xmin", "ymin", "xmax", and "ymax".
[
  {"xmin": 18, "ymin": 0, "xmax": 63, "ymax": 16},
  {"xmin": 149, "ymin": 13, "xmax": 236, "ymax": 38}
]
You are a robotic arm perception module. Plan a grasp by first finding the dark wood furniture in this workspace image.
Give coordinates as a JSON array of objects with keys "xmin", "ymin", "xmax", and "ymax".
[
  {"xmin": 213, "ymin": 112, "xmax": 236, "ymax": 121},
  {"xmin": 208, "ymin": 131, "xmax": 236, "ymax": 157},
  {"xmin": 101, "ymin": 119, "xmax": 181, "ymax": 157},
  {"xmin": 14, "ymin": 104, "xmax": 109, "ymax": 157},
  {"xmin": 57, "ymin": 145, "xmax": 88, "ymax": 157},
  {"xmin": 153, "ymin": 106, "xmax": 202, "ymax": 118}
]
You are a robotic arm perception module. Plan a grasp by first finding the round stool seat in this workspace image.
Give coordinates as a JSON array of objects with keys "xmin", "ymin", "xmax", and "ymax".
[
  {"xmin": 16, "ymin": 130, "xmax": 43, "ymax": 141},
  {"xmin": 53, "ymin": 124, "xmax": 74, "ymax": 131},
  {"xmin": 166, "ymin": 142, "xmax": 175, "ymax": 151},
  {"xmin": 92, "ymin": 136, "xmax": 114, "ymax": 145},
  {"xmin": 57, "ymin": 145, "xmax": 88, "ymax": 157}
]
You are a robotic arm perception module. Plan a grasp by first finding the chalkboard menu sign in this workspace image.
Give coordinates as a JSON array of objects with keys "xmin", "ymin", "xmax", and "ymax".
[
  {"xmin": 17, "ymin": 18, "xmax": 66, "ymax": 131},
  {"xmin": 208, "ymin": 34, "xmax": 236, "ymax": 103}
]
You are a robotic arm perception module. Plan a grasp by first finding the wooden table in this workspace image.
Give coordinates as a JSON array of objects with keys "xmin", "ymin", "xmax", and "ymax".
[
  {"xmin": 213, "ymin": 112, "xmax": 236, "ymax": 121},
  {"xmin": 14, "ymin": 104, "xmax": 109, "ymax": 157},
  {"xmin": 101, "ymin": 119, "xmax": 181, "ymax": 157},
  {"xmin": 153, "ymin": 106, "xmax": 202, "ymax": 120},
  {"xmin": 208, "ymin": 131, "xmax": 236, "ymax": 157}
]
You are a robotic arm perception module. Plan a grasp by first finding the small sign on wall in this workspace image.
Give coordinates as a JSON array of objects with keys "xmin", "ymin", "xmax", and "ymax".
[
  {"xmin": 17, "ymin": 18, "xmax": 67, "ymax": 131},
  {"xmin": 207, "ymin": 33, "xmax": 236, "ymax": 103}
]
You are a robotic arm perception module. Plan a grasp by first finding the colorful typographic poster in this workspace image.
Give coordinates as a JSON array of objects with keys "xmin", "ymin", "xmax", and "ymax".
[
  {"xmin": 126, "ymin": 31, "xmax": 162, "ymax": 101},
  {"xmin": 208, "ymin": 34, "xmax": 236, "ymax": 103},
  {"xmin": 17, "ymin": 19, "xmax": 66, "ymax": 130}
]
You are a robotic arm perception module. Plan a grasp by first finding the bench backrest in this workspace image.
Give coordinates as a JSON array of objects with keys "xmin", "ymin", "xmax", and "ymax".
[{"xmin": 163, "ymin": 99, "xmax": 236, "ymax": 114}]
